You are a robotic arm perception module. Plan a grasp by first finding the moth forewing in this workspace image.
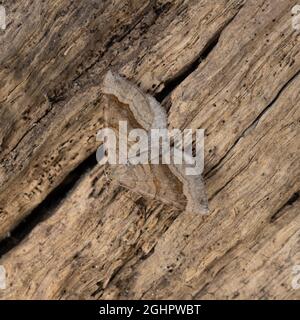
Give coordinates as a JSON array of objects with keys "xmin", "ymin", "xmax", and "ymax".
[{"xmin": 99, "ymin": 70, "xmax": 209, "ymax": 214}]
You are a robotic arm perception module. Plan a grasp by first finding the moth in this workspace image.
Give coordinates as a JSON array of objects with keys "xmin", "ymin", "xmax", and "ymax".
[{"xmin": 98, "ymin": 70, "xmax": 208, "ymax": 214}]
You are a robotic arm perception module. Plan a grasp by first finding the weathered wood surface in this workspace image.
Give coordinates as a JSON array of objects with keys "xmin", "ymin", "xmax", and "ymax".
[
  {"xmin": 0, "ymin": 0, "xmax": 243, "ymax": 239},
  {"xmin": 0, "ymin": 0, "xmax": 299, "ymax": 299}
]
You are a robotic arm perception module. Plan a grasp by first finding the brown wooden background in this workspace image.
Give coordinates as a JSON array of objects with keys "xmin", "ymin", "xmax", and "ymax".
[{"xmin": 0, "ymin": 0, "xmax": 299, "ymax": 299}]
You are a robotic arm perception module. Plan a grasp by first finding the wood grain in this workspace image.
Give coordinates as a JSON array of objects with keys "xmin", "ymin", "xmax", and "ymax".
[
  {"xmin": 0, "ymin": 0, "xmax": 244, "ymax": 239},
  {"xmin": 0, "ymin": 0, "xmax": 299, "ymax": 300}
]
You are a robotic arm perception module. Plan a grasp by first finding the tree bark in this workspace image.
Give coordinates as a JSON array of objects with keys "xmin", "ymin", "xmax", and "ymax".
[{"xmin": 0, "ymin": 0, "xmax": 299, "ymax": 300}]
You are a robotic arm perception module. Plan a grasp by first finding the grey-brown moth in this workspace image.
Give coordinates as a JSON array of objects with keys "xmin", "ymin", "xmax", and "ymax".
[{"xmin": 98, "ymin": 70, "xmax": 208, "ymax": 214}]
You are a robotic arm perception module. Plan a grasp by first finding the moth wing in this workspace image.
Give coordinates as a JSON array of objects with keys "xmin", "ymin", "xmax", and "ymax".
[{"xmin": 107, "ymin": 163, "xmax": 187, "ymax": 210}]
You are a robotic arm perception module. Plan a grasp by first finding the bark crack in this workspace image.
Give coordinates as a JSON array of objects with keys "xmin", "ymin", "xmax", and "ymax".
[
  {"xmin": 206, "ymin": 69, "xmax": 300, "ymax": 179},
  {"xmin": 270, "ymin": 192, "xmax": 300, "ymax": 223},
  {"xmin": 0, "ymin": 153, "xmax": 97, "ymax": 259},
  {"xmin": 0, "ymin": 2, "xmax": 245, "ymax": 259},
  {"xmin": 156, "ymin": 9, "xmax": 241, "ymax": 103}
]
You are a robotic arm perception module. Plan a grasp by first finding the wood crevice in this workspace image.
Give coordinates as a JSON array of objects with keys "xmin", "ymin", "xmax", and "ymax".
[
  {"xmin": 270, "ymin": 192, "xmax": 300, "ymax": 223},
  {"xmin": 0, "ymin": 6, "xmax": 244, "ymax": 248},
  {"xmin": 0, "ymin": 152, "xmax": 97, "ymax": 258},
  {"xmin": 156, "ymin": 9, "xmax": 241, "ymax": 103},
  {"xmin": 205, "ymin": 69, "xmax": 300, "ymax": 179}
]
